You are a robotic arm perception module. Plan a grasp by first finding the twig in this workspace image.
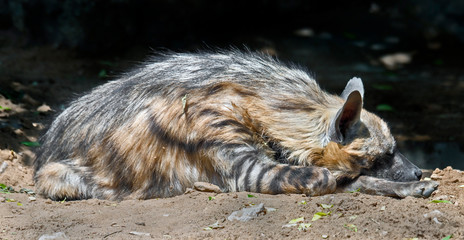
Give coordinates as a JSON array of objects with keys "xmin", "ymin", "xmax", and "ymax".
[{"xmin": 103, "ymin": 230, "xmax": 122, "ymax": 239}]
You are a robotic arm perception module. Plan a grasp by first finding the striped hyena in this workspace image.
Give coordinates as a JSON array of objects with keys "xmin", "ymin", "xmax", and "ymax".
[{"xmin": 34, "ymin": 51, "xmax": 438, "ymax": 200}]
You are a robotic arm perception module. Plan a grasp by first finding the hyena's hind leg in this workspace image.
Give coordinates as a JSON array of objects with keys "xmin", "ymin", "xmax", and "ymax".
[
  {"xmin": 219, "ymin": 145, "xmax": 337, "ymax": 196},
  {"xmin": 34, "ymin": 160, "xmax": 94, "ymax": 200}
]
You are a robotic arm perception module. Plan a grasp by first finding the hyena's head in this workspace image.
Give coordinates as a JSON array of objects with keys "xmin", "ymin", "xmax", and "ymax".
[{"xmin": 326, "ymin": 77, "xmax": 422, "ymax": 182}]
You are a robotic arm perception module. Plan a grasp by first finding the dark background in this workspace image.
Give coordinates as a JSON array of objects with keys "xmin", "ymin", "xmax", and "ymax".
[{"xmin": 0, "ymin": 0, "xmax": 463, "ymax": 169}]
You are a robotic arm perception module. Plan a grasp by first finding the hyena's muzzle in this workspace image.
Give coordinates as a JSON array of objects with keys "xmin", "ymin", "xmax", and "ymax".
[{"xmin": 362, "ymin": 150, "xmax": 423, "ymax": 182}]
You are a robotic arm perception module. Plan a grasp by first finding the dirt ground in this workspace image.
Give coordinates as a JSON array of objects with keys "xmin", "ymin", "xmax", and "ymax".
[
  {"xmin": 0, "ymin": 41, "xmax": 463, "ymax": 239},
  {"xmin": 1, "ymin": 151, "xmax": 464, "ymax": 239}
]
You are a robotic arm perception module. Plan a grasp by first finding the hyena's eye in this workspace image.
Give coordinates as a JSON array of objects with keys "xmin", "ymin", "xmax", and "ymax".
[{"xmin": 385, "ymin": 152, "xmax": 394, "ymax": 157}]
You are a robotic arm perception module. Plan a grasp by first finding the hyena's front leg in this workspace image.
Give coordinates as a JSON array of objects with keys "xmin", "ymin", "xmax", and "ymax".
[
  {"xmin": 338, "ymin": 176, "xmax": 439, "ymax": 198},
  {"xmin": 218, "ymin": 145, "xmax": 337, "ymax": 196}
]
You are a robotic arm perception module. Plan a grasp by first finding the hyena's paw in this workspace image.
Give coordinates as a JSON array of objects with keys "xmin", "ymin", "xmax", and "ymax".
[{"xmin": 398, "ymin": 180, "xmax": 439, "ymax": 198}]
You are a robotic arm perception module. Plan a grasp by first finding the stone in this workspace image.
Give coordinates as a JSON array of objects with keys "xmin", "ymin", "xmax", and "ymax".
[
  {"xmin": 227, "ymin": 203, "xmax": 266, "ymax": 222},
  {"xmin": 193, "ymin": 182, "xmax": 222, "ymax": 193}
]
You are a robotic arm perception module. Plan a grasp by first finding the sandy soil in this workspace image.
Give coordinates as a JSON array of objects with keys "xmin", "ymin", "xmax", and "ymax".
[
  {"xmin": 1, "ymin": 44, "xmax": 463, "ymax": 240},
  {"xmin": 1, "ymin": 152, "xmax": 463, "ymax": 239}
]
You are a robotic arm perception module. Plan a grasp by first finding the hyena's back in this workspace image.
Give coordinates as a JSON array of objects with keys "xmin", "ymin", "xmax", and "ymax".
[{"xmin": 35, "ymin": 51, "xmax": 354, "ymax": 200}]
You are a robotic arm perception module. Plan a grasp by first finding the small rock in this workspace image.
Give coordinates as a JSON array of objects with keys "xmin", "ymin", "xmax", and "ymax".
[
  {"xmin": 37, "ymin": 104, "xmax": 52, "ymax": 113},
  {"xmin": 434, "ymin": 195, "xmax": 449, "ymax": 201},
  {"xmin": 184, "ymin": 187, "xmax": 194, "ymax": 194},
  {"xmin": 424, "ymin": 210, "xmax": 443, "ymax": 218},
  {"xmin": 0, "ymin": 150, "xmax": 16, "ymax": 161},
  {"xmin": 379, "ymin": 52, "xmax": 412, "ymax": 69},
  {"xmin": 265, "ymin": 207, "xmax": 277, "ymax": 212},
  {"xmin": 129, "ymin": 231, "xmax": 151, "ymax": 237},
  {"xmin": 0, "ymin": 197, "xmax": 5, "ymax": 202},
  {"xmin": 227, "ymin": 203, "xmax": 266, "ymax": 222},
  {"xmin": 430, "ymin": 173, "xmax": 443, "ymax": 180},
  {"xmin": 194, "ymin": 182, "xmax": 222, "ymax": 193},
  {"xmin": 282, "ymin": 223, "xmax": 297, "ymax": 228},
  {"xmin": 0, "ymin": 161, "xmax": 8, "ymax": 175},
  {"xmin": 38, "ymin": 232, "xmax": 69, "ymax": 240},
  {"xmin": 45, "ymin": 199, "xmax": 53, "ymax": 204},
  {"xmin": 29, "ymin": 196, "xmax": 36, "ymax": 201},
  {"xmin": 432, "ymin": 217, "xmax": 442, "ymax": 225}
]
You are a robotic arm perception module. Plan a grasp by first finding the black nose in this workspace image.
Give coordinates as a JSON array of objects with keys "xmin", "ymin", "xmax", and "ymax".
[{"xmin": 415, "ymin": 169, "xmax": 422, "ymax": 180}]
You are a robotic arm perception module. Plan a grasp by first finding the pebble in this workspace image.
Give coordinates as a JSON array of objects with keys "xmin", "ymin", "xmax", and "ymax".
[
  {"xmin": 38, "ymin": 232, "xmax": 69, "ymax": 240},
  {"xmin": 37, "ymin": 103, "xmax": 52, "ymax": 113},
  {"xmin": 430, "ymin": 173, "xmax": 443, "ymax": 180},
  {"xmin": 194, "ymin": 182, "xmax": 222, "ymax": 193},
  {"xmin": 29, "ymin": 196, "xmax": 36, "ymax": 201},
  {"xmin": 423, "ymin": 210, "xmax": 443, "ymax": 218},
  {"xmin": 129, "ymin": 231, "xmax": 151, "ymax": 237},
  {"xmin": 227, "ymin": 203, "xmax": 266, "ymax": 222},
  {"xmin": 434, "ymin": 195, "xmax": 449, "ymax": 201},
  {"xmin": 0, "ymin": 161, "xmax": 8, "ymax": 174}
]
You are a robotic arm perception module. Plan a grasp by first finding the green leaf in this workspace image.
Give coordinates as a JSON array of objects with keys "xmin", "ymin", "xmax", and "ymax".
[
  {"xmin": 434, "ymin": 59, "xmax": 444, "ymax": 65},
  {"xmin": 247, "ymin": 194, "xmax": 257, "ymax": 198},
  {"xmin": 442, "ymin": 234, "xmax": 453, "ymax": 240},
  {"xmin": 347, "ymin": 188, "xmax": 360, "ymax": 193},
  {"xmin": 320, "ymin": 204, "xmax": 333, "ymax": 209},
  {"xmin": 312, "ymin": 212, "xmax": 331, "ymax": 221},
  {"xmin": 208, "ymin": 196, "xmax": 215, "ymax": 201},
  {"xmin": 289, "ymin": 217, "xmax": 305, "ymax": 224},
  {"xmin": 0, "ymin": 106, "xmax": 12, "ymax": 111},
  {"xmin": 300, "ymin": 200, "xmax": 307, "ymax": 205},
  {"xmin": 312, "ymin": 214, "xmax": 322, "ymax": 222},
  {"xmin": 376, "ymin": 104, "xmax": 394, "ymax": 111},
  {"xmin": 344, "ymin": 32, "xmax": 356, "ymax": 39},
  {"xmin": 203, "ymin": 221, "xmax": 224, "ymax": 230},
  {"xmin": 344, "ymin": 224, "xmax": 358, "ymax": 232},
  {"xmin": 0, "ymin": 184, "xmax": 15, "ymax": 194},
  {"xmin": 429, "ymin": 200, "xmax": 452, "ymax": 204},
  {"xmin": 21, "ymin": 141, "xmax": 40, "ymax": 147},
  {"xmin": 98, "ymin": 69, "xmax": 108, "ymax": 78},
  {"xmin": 372, "ymin": 84, "xmax": 393, "ymax": 90},
  {"xmin": 60, "ymin": 197, "xmax": 67, "ymax": 203},
  {"xmin": 298, "ymin": 223, "xmax": 312, "ymax": 231},
  {"xmin": 17, "ymin": 202, "xmax": 22, "ymax": 206}
]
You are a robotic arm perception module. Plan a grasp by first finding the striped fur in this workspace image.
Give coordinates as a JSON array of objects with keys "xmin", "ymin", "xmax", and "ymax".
[{"xmin": 34, "ymin": 50, "xmax": 433, "ymax": 200}]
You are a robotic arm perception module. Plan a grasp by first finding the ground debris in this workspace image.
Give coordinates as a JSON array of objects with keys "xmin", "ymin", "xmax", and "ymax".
[
  {"xmin": 227, "ymin": 203, "xmax": 266, "ymax": 222},
  {"xmin": 129, "ymin": 231, "xmax": 151, "ymax": 237},
  {"xmin": 38, "ymin": 232, "xmax": 69, "ymax": 240},
  {"xmin": 194, "ymin": 182, "xmax": 222, "ymax": 193}
]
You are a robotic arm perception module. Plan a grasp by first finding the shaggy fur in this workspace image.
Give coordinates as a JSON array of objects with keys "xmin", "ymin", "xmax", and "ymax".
[{"xmin": 34, "ymin": 51, "xmax": 437, "ymax": 200}]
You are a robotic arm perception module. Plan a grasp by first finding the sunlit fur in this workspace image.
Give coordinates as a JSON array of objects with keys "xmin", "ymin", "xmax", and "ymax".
[{"xmin": 34, "ymin": 50, "xmax": 395, "ymax": 200}]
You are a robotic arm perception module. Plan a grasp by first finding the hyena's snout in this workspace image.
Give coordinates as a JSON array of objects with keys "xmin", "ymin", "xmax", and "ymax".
[
  {"xmin": 363, "ymin": 151, "xmax": 423, "ymax": 182},
  {"xmin": 394, "ymin": 152, "xmax": 422, "ymax": 181}
]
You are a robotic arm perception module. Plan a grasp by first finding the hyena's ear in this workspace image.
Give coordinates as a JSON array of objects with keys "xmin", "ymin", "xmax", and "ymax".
[{"xmin": 329, "ymin": 77, "xmax": 364, "ymax": 143}]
